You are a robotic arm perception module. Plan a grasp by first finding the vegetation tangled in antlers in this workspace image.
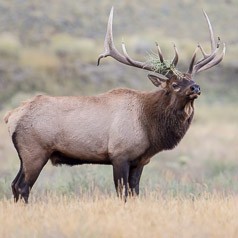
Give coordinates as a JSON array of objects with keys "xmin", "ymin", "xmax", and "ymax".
[{"xmin": 146, "ymin": 53, "xmax": 184, "ymax": 78}]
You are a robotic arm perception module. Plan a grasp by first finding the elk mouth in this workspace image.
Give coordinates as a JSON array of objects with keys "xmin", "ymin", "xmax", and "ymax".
[
  {"xmin": 185, "ymin": 83, "xmax": 201, "ymax": 100},
  {"xmin": 187, "ymin": 91, "xmax": 201, "ymax": 100}
]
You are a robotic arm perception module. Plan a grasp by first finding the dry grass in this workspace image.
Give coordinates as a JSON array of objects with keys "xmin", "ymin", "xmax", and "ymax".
[{"xmin": 0, "ymin": 193, "xmax": 238, "ymax": 238}]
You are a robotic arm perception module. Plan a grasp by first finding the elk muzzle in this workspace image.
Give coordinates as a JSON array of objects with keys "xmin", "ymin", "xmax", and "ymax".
[
  {"xmin": 188, "ymin": 83, "xmax": 201, "ymax": 99},
  {"xmin": 190, "ymin": 84, "xmax": 201, "ymax": 94}
]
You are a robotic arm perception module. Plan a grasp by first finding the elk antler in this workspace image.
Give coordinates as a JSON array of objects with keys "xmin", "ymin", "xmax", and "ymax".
[
  {"xmin": 187, "ymin": 10, "xmax": 226, "ymax": 76},
  {"xmin": 97, "ymin": 7, "xmax": 179, "ymax": 79}
]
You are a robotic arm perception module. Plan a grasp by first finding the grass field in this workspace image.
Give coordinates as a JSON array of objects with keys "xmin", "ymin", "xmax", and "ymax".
[{"xmin": 0, "ymin": 193, "xmax": 238, "ymax": 238}]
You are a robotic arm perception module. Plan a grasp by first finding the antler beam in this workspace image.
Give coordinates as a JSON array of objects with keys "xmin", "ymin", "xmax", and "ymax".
[
  {"xmin": 97, "ymin": 7, "xmax": 179, "ymax": 78},
  {"xmin": 98, "ymin": 7, "xmax": 225, "ymax": 78}
]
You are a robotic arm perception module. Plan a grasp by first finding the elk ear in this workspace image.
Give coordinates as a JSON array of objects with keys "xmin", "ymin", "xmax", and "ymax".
[{"xmin": 148, "ymin": 74, "xmax": 167, "ymax": 88}]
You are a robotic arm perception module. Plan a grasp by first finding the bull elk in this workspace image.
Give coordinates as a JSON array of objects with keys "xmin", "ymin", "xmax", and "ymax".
[{"xmin": 4, "ymin": 7, "xmax": 225, "ymax": 203}]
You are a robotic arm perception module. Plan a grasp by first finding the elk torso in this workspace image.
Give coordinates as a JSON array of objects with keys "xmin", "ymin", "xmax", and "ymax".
[{"xmin": 6, "ymin": 87, "xmax": 194, "ymax": 168}]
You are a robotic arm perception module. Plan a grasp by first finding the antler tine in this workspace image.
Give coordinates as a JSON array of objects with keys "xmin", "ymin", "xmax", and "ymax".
[
  {"xmin": 98, "ymin": 7, "xmax": 169, "ymax": 78},
  {"xmin": 187, "ymin": 46, "xmax": 199, "ymax": 74},
  {"xmin": 197, "ymin": 43, "xmax": 226, "ymax": 73},
  {"xmin": 198, "ymin": 43, "xmax": 209, "ymax": 58},
  {"xmin": 188, "ymin": 11, "xmax": 224, "ymax": 76},
  {"xmin": 196, "ymin": 37, "xmax": 221, "ymax": 64},
  {"xmin": 121, "ymin": 41, "xmax": 142, "ymax": 67},
  {"xmin": 155, "ymin": 42, "xmax": 164, "ymax": 63},
  {"xmin": 203, "ymin": 10, "xmax": 216, "ymax": 52},
  {"xmin": 97, "ymin": 7, "xmax": 131, "ymax": 66},
  {"xmin": 97, "ymin": 7, "xmax": 113, "ymax": 66},
  {"xmin": 172, "ymin": 42, "xmax": 179, "ymax": 66},
  {"xmin": 193, "ymin": 41, "xmax": 220, "ymax": 74}
]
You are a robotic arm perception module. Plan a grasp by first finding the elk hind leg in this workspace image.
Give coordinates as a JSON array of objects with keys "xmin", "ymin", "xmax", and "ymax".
[
  {"xmin": 14, "ymin": 169, "xmax": 29, "ymax": 203},
  {"xmin": 11, "ymin": 131, "xmax": 24, "ymax": 202},
  {"xmin": 11, "ymin": 161, "xmax": 23, "ymax": 202},
  {"xmin": 14, "ymin": 150, "xmax": 49, "ymax": 203}
]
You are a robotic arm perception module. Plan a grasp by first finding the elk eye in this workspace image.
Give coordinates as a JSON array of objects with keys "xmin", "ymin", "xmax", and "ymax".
[
  {"xmin": 172, "ymin": 83, "xmax": 180, "ymax": 92},
  {"xmin": 172, "ymin": 83, "xmax": 178, "ymax": 88}
]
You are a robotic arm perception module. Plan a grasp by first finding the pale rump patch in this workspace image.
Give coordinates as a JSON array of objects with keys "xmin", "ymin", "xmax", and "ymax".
[{"xmin": 4, "ymin": 95, "xmax": 44, "ymax": 136}]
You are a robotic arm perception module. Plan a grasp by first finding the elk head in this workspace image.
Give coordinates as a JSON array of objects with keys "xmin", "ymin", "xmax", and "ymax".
[{"xmin": 97, "ymin": 7, "xmax": 225, "ymax": 105}]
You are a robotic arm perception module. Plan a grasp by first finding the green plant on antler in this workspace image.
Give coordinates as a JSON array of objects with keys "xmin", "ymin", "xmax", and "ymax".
[{"xmin": 147, "ymin": 53, "xmax": 183, "ymax": 78}]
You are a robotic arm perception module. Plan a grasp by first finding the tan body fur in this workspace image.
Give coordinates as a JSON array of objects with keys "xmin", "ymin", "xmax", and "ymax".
[{"xmin": 6, "ymin": 89, "xmax": 150, "ymax": 164}]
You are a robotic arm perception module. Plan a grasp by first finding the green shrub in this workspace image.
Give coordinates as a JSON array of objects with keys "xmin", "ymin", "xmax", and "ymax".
[
  {"xmin": 0, "ymin": 32, "xmax": 21, "ymax": 58},
  {"xmin": 50, "ymin": 34, "xmax": 97, "ymax": 62}
]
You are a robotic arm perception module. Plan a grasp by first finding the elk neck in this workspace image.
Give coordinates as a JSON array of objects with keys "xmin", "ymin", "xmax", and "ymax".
[{"xmin": 141, "ymin": 89, "xmax": 195, "ymax": 152}]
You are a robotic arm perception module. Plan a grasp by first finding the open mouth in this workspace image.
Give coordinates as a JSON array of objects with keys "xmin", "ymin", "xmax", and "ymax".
[{"xmin": 188, "ymin": 92, "xmax": 201, "ymax": 100}]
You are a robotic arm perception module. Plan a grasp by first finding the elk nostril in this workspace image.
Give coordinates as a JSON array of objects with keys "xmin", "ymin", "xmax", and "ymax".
[
  {"xmin": 190, "ymin": 84, "xmax": 200, "ymax": 93},
  {"xmin": 190, "ymin": 85, "xmax": 195, "ymax": 91}
]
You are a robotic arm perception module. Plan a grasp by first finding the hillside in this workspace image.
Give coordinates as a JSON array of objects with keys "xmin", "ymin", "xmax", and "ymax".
[{"xmin": 0, "ymin": 0, "xmax": 237, "ymax": 107}]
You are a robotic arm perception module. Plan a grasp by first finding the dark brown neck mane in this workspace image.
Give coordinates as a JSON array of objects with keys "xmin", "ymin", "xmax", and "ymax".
[{"xmin": 142, "ymin": 90, "xmax": 194, "ymax": 154}]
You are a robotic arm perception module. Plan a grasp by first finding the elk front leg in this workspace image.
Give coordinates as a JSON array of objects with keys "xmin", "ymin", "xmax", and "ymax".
[
  {"xmin": 112, "ymin": 160, "xmax": 129, "ymax": 201},
  {"xmin": 128, "ymin": 166, "xmax": 144, "ymax": 196}
]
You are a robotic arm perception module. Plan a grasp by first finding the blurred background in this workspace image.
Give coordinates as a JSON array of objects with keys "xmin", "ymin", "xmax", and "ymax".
[{"xmin": 0, "ymin": 0, "xmax": 237, "ymax": 199}]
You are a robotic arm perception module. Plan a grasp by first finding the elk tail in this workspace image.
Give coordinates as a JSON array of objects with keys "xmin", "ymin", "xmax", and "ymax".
[{"xmin": 4, "ymin": 110, "xmax": 12, "ymax": 124}]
